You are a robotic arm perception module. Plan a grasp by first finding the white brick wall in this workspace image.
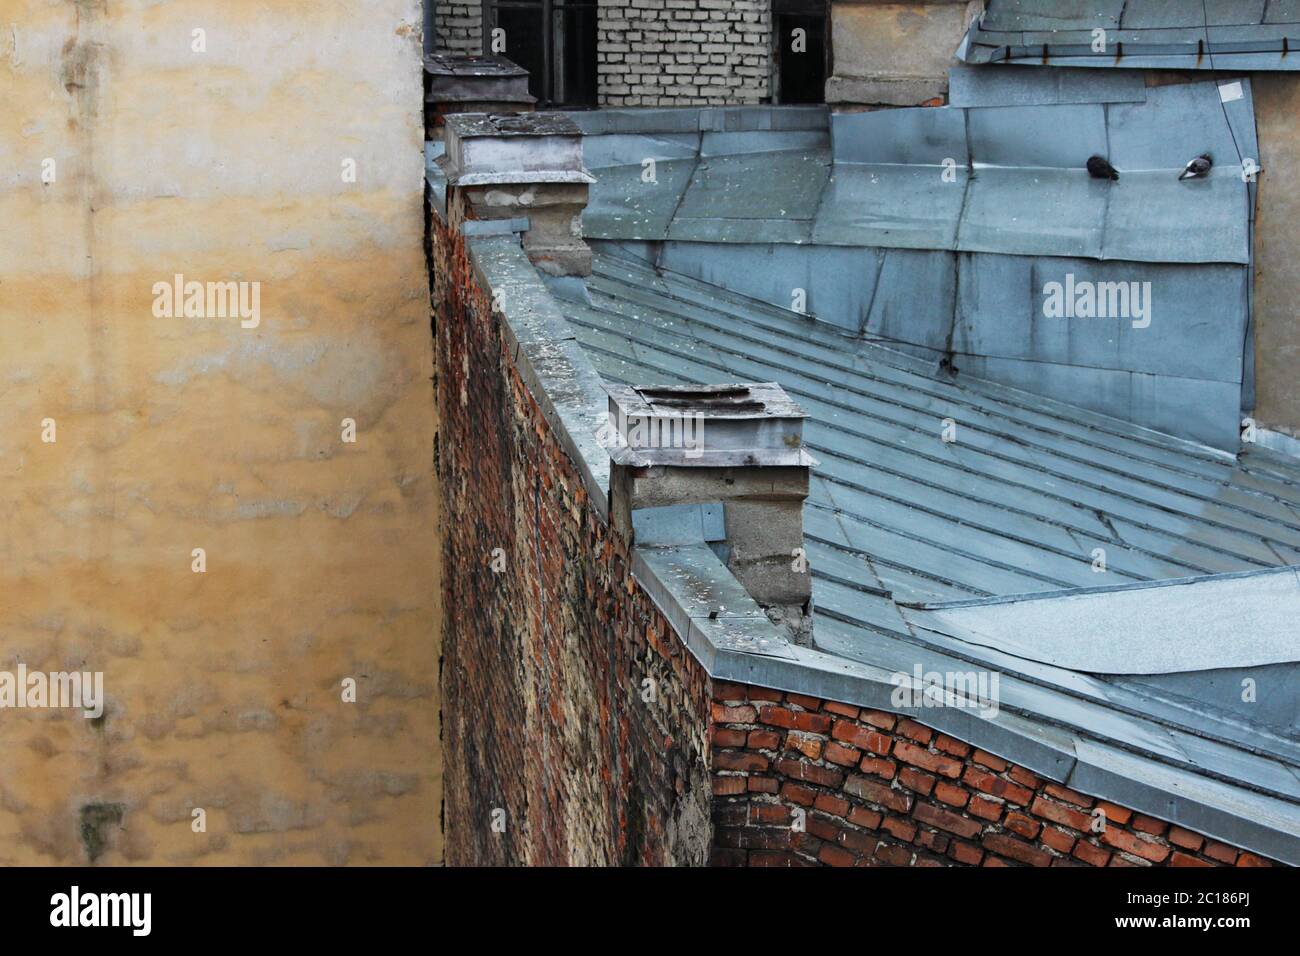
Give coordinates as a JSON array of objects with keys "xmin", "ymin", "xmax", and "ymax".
[
  {"xmin": 432, "ymin": 1, "xmax": 772, "ymax": 106},
  {"xmin": 597, "ymin": 0, "xmax": 770, "ymax": 106},
  {"xmin": 434, "ymin": 0, "xmax": 484, "ymax": 57}
]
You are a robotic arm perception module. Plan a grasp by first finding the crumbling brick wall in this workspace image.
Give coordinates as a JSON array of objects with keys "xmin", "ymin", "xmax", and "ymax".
[
  {"xmin": 710, "ymin": 683, "xmax": 1277, "ymax": 867},
  {"xmin": 433, "ymin": 218, "xmax": 713, "ymax": 866}
]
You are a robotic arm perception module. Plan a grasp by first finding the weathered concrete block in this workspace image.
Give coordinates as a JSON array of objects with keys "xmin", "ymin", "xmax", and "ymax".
[{"xmin": 827, "ymin": 1, "xmax": 981, "ymax": 106}]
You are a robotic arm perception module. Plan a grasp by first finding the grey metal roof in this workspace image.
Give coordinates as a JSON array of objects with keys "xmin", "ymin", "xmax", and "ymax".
[
  {"xmin": 908, "ymin": 566, "xmax": 1300, "ymax": 673},
  {"xmin": 569, "ymin": 84, "xmax": 1258, "ymax": 451},
  {"xmin": 957, "ymin": 0, "xmax": 1300, "ymax": 69},
  {"xmin": 444, "ymin": 83, "xmax": 1295, "ymax": 857},
  {"xmin": 575, "ymin": 83, "xmax": 1257, "ymax": 265},
  {"xmin": 948, "ymin": 64, "xmax": 1149, "ymax": 106},
  {"xmin": 555, "ymin": 246, "xmax": 1300, "ymax": 861}
]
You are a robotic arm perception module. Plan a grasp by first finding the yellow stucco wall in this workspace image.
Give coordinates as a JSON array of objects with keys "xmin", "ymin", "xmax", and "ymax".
[
  {"xmin": 0, "ymin": 0, "xmax": 440, "ymax": 864},
  {"xmin": 1251, "ymin": 74, "xmax": 1300, "ymax": 437}
]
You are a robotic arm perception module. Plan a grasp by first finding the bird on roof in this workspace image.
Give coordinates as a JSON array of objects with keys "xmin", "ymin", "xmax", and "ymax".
[
  {"xmin": 1179, "ymin": 153, "xmax": 1213, "ymax": 180},
  {"xmin": 1086, "ymin": 155, "xmax": 1119, "ymax": 181}
]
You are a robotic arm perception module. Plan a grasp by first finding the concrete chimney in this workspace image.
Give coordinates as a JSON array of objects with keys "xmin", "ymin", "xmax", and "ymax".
[
  {"xmin": 439, "ymin": 112, "xmax": 594, "ymax": 277},
  {"xmin": 605, "ymin": 382, "xmax": 816, "ymax": 643},
  {"xmin": 423, "ymin": 54, "xmax": 535, "ymax": 130}
]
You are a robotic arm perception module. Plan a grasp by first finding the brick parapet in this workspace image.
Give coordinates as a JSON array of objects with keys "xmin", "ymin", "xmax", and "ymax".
[{"xmin": 709, "ymin": 682, "xmax": 1278, "ymax": 868}]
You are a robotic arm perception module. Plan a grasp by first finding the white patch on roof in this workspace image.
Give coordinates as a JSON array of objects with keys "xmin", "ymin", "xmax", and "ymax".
[{"xmin": 917, "ymin": 568, "xmax": 1300, "ymax": 674}]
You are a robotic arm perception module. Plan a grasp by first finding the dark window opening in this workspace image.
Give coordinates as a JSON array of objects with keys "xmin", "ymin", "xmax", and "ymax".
[
  {"xmin": 485, "ymin": 0, "xmax": 598, "ymax": 107},
  {"xmin": 775, "ymin": 1, "xmax": 827, "ymax": 104}
]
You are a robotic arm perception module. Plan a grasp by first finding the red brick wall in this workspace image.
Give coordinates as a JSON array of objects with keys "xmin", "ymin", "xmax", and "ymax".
[
  {"xmin": 710, "ymin": 682, "xmax": 1276, "ymax": 868},
  {"xmin": 434, "ymin": 215, "xmax": 714, "ymax": 865}
]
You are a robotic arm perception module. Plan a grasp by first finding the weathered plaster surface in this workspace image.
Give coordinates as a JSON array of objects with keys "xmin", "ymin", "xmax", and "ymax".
[
  {"xmin": 1251, "ymin": 73, "xmax": 1300, "ymax": 437},
  {"xmin": 828, "ymin": 1, "xmax": 980, "ymax": 106},
  {"xmin": 0, "ymin": 0, "xmax": 440, "ymax": 864}
]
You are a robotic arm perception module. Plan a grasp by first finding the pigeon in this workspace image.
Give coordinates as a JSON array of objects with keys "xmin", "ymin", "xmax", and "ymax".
[
  {"xmin": 1086, "ymin": 155, "xmax": 1119, "ymax": 181},
  {"xmin": 1179, "ymin": 153, "xmax": 1213, "ymax": 180}
]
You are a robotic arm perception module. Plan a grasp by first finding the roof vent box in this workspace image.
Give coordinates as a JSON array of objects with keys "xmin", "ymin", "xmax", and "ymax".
[
  {"xmin": 442, "ymin": 112, "xmax": 595, "ymax": 187},
  {"xmin": 602, "ymin": 382, "xmax": 816, "ymax": 468}
]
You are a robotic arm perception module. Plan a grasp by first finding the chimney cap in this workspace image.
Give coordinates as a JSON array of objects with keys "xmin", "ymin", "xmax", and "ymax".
[
  {"xmin": 445, "ymin": 111, "xmax": 583, "ymax": 139},
  {"xmin": 423, "ymin": 54, "xmax": 530, "ymax": 79},
  {"xmin": 424, "ymin": 54, "xmax": 536, "ymax": 106},
  {"xmin": 442, "ymin": 112, "xmax": 595, "ymax": 186},
  {"xmin": 603, "ymin": 382, "xmax": 816, "ymax": 468}
]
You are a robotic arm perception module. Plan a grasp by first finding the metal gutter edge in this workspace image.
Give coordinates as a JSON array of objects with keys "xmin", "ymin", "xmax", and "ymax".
[
  {"xmin": 631, "ymin": 544, "xmax": 1300, "ymax": 865},
  {"xmin": 465, "ymin": 235, "xmax": 611, "ymax": 519}
]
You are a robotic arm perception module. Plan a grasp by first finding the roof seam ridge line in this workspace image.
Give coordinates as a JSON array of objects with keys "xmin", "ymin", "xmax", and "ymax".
[
  {"xmin": 800, "ymin": 434, "xmax": 1279, "ymax": 569},
  {"xmin": 800, "ymin": 529, "xmax": 1002, "ymax": 598},
  {"xmin": 584, "ymin": 278, "xmax": 1251, "ymax": 476},
  {"xmin": 816, "ymin": 615, "xmax": 1300, "ymax": 789},
  {"xmin": 808, "ymin": 465, "xmax": 1262, "ymax": 573},
  {"xmin": 570, "ymin": 308, "xmax": 1300, "ymax": 539},
  {"xmin": 586, "ymin": 266, "xmax": 1252, "ymax": 471},
  {"xmin": 576, "ymin": 287, "xmax": 1232, "ymax": 475},
  {"xmin": 807, "ymin": 567, "xmax": 895, "ymax": 600},
  {"xmin": 591, "ymin": 257, "xmax": 861, "ymax": 340},
  {"xmin": 1022, "ymin": 711, "xmax": 1299, "ymax": 804},
  {"xmin": 901, "ymin": 564, "xmax": 1300, "ymax": 610},
  {"xmin": 824, "ymin": 611, "xmax": 1300, "ymax": 770},
  {"xmin": 659, "ymin": 129, "xmax": 703, "ymax": 235},
  {"xmin": 1260, "ymin": 537, "xmax": 1292, "ymax": 566},
  {"xmin": 806, "ymin": 499, "xmax": 1149, "ymax": 591},
  {"xmin": 804, "ymin": 470, "xmax": 1217, "ymax": 579},
  {"xmin": 946, "ymin": 347, "xmax": 1242, "ymax": 387},
  {"xmin": 952, "ymin": 106, "xmax": 976, "ymax": 253},
  {"xmin": 574, "ymin": 328, "xmax": 1300, "ymax": 558},
  {"xmin": 805, "ymin": 536, "xmax": 1011, "ymax": 600},
  {"xmin": 593, "ymin": 266, "xmax": 901, "ymax": 352},
  {"xmin": 626, "ymin": 322, "xmax": 1300, "ymax": 532},
  {"xmin": 857, "ymin": 249, "xmax": 885, "ymax": 336}
]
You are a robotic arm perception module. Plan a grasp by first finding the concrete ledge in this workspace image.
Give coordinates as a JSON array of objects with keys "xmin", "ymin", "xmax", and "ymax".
[
  {"xmin": 633, "ymin": 544, "xmax": 797, "ymax": 670},
  {"xmin": 826, "ymin": 74, "xmax": 948, "ymax": 106},
  {"xmin": 466, "ymin": 235, "xmax": 611, "ymax": 517}
]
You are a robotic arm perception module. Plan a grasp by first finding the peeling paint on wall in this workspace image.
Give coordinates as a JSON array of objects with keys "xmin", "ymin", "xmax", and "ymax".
[{"xmin": 0, "ymin": 0, "xmax": 440, "ymax": 865}]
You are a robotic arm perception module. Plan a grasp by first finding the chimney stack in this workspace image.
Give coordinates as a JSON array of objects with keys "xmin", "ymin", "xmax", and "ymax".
[
  {"xmin": 440, "ymin": 112, "xmax": 594, "ymax": 277},
  {"xmin": 424, "ymin": 54, "xmax": 535, "ymax": 131},
  {"xmin": 605, "ymin": 383, "xmax": 816, "ymax": 643}
]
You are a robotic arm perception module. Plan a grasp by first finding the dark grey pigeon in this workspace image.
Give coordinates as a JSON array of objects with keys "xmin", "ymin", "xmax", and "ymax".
[
  {"xmin": 1086, "ymin": 155, "xmax": 1119, "ymax": 181},
  {"xmin": 1179, "ymin": 153, "xmax": 1213, "ymax": 180}
]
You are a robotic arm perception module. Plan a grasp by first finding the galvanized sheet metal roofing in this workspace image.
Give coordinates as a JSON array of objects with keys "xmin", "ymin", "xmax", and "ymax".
[
  {"xmin": 573, "ymin": 85, "xmax": 1258, "ymax": 451},
  {"xmin": 957, "ymin": 0, "xmax": 1300, "ymax": 69},
  {"xmin": 576, "ymin": 81, "xmax": 1257, "ymax": 264},
  {"xmin": 559, "ymin": 247, "xmax": 1300, "ymax": 858},
  {"xmin": 569, "ymin": 252, "xmax": 1300, "ymax": 605},
  {"xmin": 912, "ymin": 566, "xmax": 1300, "ymax": 673}
]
